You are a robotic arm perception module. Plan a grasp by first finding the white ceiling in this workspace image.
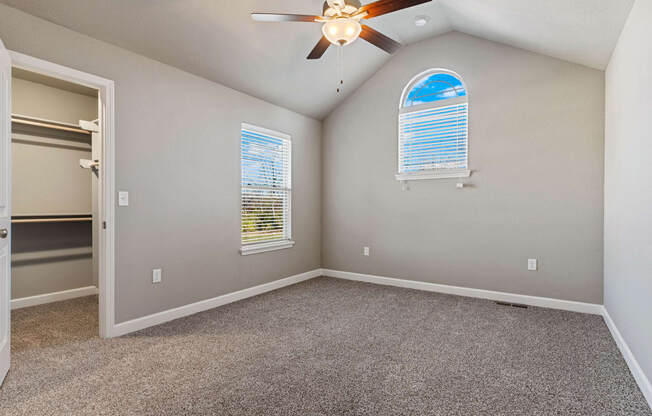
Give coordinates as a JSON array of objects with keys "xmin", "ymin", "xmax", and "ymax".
[{"xmin": 0, "ymin": 0, "xmax": 633, "ymax": 119}]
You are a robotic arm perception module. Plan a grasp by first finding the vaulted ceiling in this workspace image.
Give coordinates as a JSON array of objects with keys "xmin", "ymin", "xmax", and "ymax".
[{"xmin": 0, "ymin": 0, "xmax": 634, "ymax": 119}]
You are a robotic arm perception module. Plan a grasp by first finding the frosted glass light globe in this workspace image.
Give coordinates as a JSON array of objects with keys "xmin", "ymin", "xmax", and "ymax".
[{"xmin": 322, "ymin": 18, "xmax": 362, "ymax": 46}]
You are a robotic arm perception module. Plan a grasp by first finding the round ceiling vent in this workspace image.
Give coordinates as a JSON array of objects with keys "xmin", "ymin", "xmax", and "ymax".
[{"xmin": 414, "ymin": 15, "xmax": 430, "ymax": 27}]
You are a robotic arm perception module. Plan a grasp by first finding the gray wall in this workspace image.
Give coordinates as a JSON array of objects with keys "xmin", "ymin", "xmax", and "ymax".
[
  {"xmin": 11, "ymin": 77, "xmax": 97, "ymax": 299},
  {"xmin": 11, "ymin": 223, "xmax": 92, "ymax": 299},
  {"xmin": 12, "ymin": 76, "xmax": 97, "ymax": 124},
  {"xmin": 604, "ymin": 0, "xmax": 652, "ymax": 388},
  {"xmin": 0, "ymin": 4, "xmax": 321, "ymax": 323},
  {"xmin": 322, "ymin": 32, "xmax": 605, "ymax": 304}
]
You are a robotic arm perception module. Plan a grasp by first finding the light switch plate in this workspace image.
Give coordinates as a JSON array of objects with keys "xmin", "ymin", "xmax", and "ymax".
[
  {"xmin": 118, "ymin": 191, "xmax": 129, "ymax": 206},
  {"xmin": 363, "ymin": 247, "xmax": 370, "ymax": 256},
  {"xmin": 528, "ymin": 259, "xmax": 537, "ymax": 271},
  {"xmin": 152, "ymin": 268, "xmax": 162, "ymax": 283}
]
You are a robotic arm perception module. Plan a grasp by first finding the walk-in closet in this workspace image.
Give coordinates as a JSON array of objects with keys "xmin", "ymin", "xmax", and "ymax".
[{"xmin": 10, "ymin": 68, "xmax": 100, "ymax": 327}]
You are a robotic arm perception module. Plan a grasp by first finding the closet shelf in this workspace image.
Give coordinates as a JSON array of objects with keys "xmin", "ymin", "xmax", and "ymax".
[
  {"xmin": 11, "ymin": 215, "xmax": 92, "ymax": 224},
  {"xmin": 11, "ymin": 114, "xmax": 92, "ymax": 135}
]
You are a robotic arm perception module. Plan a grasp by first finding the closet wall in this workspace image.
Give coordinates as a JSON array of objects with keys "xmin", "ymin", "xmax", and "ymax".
[{"xmin": 11, "ymin": 73, "xmax": 98, "ymax": 300}]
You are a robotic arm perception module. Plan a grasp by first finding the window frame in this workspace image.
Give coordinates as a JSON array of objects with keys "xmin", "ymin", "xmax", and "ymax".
[
  {"xmin": 239, "ymin": 122, "xmax": 294, "ymax": 256},
  {"xmin": 396, "ymin": 68, "xmax": 471, "ymax": 181}
]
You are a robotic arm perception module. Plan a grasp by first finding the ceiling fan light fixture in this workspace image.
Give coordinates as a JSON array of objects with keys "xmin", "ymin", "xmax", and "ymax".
[
  {"xmin": 322, "ymin": 18, "xmax": 361, "ymax": 46},
  {"xmin": 252, "ymin": 0, "xmax": 431, "ymax": 59}
]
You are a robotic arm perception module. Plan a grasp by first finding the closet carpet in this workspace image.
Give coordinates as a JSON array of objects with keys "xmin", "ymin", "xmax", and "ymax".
[{"xmin": 1, "ymin": 277, "xmax": 650, "ymax": 415}]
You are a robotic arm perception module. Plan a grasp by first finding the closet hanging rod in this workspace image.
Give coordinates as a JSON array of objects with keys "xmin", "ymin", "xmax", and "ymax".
[
  {"xmin": 11, "ymin": 215, "xmax": 92, "ymax": 224},
  {"xmin": 11, "ymin": 114, "xmax": 92, "ymax": 135}
]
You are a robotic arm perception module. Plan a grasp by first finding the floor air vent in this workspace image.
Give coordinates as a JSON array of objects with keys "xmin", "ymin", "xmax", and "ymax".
[{"xmin": 495, "ymin": 301, "xmax": 528, "ymax": 309}]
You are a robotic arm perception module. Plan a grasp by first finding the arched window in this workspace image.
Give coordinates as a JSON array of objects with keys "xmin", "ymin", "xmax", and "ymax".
[{"xmin": 397, "ymin": 69, "xmax": 470, "ymax": 180}]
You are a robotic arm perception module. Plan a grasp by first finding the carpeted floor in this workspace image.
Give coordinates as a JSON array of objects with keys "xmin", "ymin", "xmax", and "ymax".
[{"xmin": 1, "ymin": 277, "xmax": 650, "ymax": 415}]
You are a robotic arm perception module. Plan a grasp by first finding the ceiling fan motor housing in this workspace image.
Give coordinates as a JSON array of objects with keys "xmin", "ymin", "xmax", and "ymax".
[{"xmin": 323, "ymin": 0, "xmax": 362, "ymax": 16}]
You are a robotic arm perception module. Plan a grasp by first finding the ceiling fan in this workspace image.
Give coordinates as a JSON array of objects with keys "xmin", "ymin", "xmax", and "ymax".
[{"xmin": 252, "ymin": 0, "xmax": 433, "ymax": 59}]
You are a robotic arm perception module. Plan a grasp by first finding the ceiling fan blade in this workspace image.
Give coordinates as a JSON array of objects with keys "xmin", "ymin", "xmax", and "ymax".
[
  {"xmin": 358, "ymin": 0, "xmax": 432, "ymax": 19},
  {"xmin": 251, "ymin": 13, "xmax": 320, "ymax": 22},
  {"xmin": 359, "ymin": 25, "xmax": 401, "ymax": 54},
  {"xmin": 307, "ymin": 36, "xmax": 332, "ymax": 59}
]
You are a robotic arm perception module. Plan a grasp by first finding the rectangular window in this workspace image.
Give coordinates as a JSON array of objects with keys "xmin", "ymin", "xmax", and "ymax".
[
  {"xmin": 240, "ymin": 123, "xmax": 293, "ymax": 255},
  {"xmin": 397, "ymin": 101, "xmax": 469, "ymax": 180}
]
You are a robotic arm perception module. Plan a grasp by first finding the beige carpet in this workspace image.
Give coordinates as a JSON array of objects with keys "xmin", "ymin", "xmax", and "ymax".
[{"xmin": 1, "ymin": 277, "xmax": 650, "ymax": 415}]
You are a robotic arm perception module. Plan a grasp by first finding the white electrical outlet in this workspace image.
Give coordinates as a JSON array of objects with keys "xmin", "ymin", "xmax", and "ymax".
[
  {"xmin": 152, "ymin": 268, "xmax": 162, "ymax": 283},
  {"xmin": 363, "ymin": 247, "xmax": 370, "ymax": 256},
  {"xmin": 528, "ymin": 259, "xmax": 537, "ymax": 271}
]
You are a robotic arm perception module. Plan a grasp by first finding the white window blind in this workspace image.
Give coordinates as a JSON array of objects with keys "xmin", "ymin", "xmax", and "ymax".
[
  {"xmin": 398, "ymin": 102, "xmax": 468, "ymax": 174},
  {"xmin": 241, "ymin": 124, "xmax": 291, "ymax": 247}
]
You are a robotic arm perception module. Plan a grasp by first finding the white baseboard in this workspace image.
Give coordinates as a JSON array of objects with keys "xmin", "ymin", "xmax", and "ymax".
[
  {"xmin": 322, "ymin": 269, "xmax": 603, "ymax": 315},
  {"xmin": 11, "ymin": 286, "xmax": 99, "ymax": 310},
  {"xmin": 602, "ymin": 307, "xmax": 652, "ymax": 409},
  {"xmin": 111, "ymin": 269, "xmax": 322, "ymax": 337}
]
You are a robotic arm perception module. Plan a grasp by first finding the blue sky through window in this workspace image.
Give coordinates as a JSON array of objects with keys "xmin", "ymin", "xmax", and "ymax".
[
  {"xmin": 404, "ymin": 72, "xmax": 466, "ymax": 107},
  {"xmin": 241, "ymin": 130, "xmax": 288, "ymax": 189}
]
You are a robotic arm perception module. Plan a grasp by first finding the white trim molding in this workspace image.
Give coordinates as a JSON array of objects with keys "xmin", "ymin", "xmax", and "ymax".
[
  {"xmin": 602, "ymin": 307, "xmax": 652, "ymax": 409},
  {"xmin": 11, "ymin": 286, "xmax": 98, "ymax": 310},
  {"xmin": 240, "ymin": 240, "xmax": 295, "ymax": 256},
  {"xmin": 9, "ymin": 50, "xmax": 117, "ymax": 339},
  {"xmin": 395, "ymin": 169, "xmax": 471, "ymax": 181},
  {"xmin": 322, "ymin": 269, "xmax": 603, "ymax": 315},
  {"xmin": 111, "ymin": 269, "xmax": 321, "ymax": 337}
]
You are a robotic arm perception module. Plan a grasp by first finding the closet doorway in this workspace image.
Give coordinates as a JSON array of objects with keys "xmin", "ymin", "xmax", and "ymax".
[
  {"xmin": 0, "ymin": 48, "xmax": 116, "ymax": 374},
  {"xmin": 10, "ymin": 67, "xmax": 101, "ymax": 332}
]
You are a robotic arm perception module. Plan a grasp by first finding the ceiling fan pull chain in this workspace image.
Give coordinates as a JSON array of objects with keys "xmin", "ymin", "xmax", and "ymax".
[{"xmin": 337, "ymin": 44, "xmax": 344, "ymax": 93}]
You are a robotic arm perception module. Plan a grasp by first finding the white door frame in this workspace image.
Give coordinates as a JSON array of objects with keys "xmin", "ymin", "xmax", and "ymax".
[{"xmin": 9, "ymin": 51, "xmax": 116, "ymax": 338}]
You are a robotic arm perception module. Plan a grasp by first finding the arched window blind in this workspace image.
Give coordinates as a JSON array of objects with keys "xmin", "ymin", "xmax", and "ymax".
[
  {"xmin": 397, "ymin": 69, "xmax": 470, "ymax": 180},
  {"xmin": 240, "ymin": 123, "xmax": 293, "ymax": 254}
]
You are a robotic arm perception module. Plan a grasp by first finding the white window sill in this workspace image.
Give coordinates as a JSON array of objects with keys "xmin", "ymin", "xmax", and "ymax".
[
  {"xmin": 395, "ymin": 169, "xmax": 471, "ymax": 181},
  {"xmin": 240, "ymin": 240, "xmax": 295, "ymax": 256}
]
